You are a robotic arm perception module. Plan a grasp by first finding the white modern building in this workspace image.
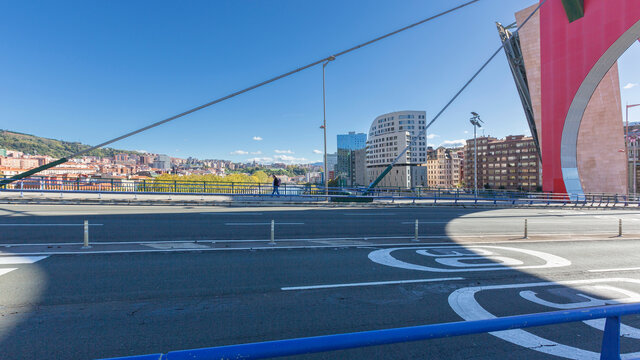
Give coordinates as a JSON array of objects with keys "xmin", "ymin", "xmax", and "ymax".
[{"xmin": 366, "ymin": 110, "xmax": 428, "ymax": 188}]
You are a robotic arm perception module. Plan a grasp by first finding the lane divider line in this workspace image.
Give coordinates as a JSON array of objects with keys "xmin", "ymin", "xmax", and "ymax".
[
  {"xmin": 225, "ymin": 222, "xmax": 304, "ymax": 226},
  {"xmin": 0, "ymin": 224, "xmax": 103, "ymax": 227},
  {"xmin": 281, "ymin": 277, "xmax": 464, "ymax": 291},
  {"xmin": 3, "ymin": 234, "xmax": 640, "ymax": 249},
  {"xmin": 588, "ymin": 267, "xmax": 640, "ymax": 273}
]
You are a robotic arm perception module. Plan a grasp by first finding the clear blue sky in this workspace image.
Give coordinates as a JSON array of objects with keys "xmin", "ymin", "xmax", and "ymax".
[{"xmin": 1, "ymin": 0, "xmax": 639, "ymax": 164}]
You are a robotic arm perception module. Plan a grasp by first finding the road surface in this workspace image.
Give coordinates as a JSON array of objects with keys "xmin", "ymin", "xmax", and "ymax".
[{"xmin": 1, "ymin": 204, "xmax": 640, "ymax": 359}]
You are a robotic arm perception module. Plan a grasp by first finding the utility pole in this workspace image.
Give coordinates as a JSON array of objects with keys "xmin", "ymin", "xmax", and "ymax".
[{"xmin": 322, "ymin": 56, "xmax": 335, "ymax": 197}]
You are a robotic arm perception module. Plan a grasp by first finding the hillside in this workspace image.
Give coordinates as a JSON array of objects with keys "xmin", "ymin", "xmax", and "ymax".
[{"xmin": 0, "ymin": 130, "xmax": 141, "ymax": 158}]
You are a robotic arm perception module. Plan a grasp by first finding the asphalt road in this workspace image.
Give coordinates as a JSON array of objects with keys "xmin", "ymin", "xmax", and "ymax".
[
  {"xmin": 2, "ymin": 205, "xmax": 640, "ymax": 359},
  {"xmin": 1, "ymin": 204, "xmax": 640, "ymax": 243}
]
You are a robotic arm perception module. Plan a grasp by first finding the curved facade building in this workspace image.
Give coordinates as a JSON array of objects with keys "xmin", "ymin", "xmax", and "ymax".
[{"xmin": 366, "ymin": 110, "xmax": 427, "ymax": 188}]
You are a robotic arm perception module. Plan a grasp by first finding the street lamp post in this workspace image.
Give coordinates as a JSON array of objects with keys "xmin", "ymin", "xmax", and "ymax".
[
  {"xmin": 626, "ymin": 103, "xmax": 640, "ymax": 198},
  {"xmin": 470, "ymin": 112, "xmax": 484, "ymax": 198},
  {"xmin": 322, "ymin": 56, "xmax": 335, "ymax": 197}
]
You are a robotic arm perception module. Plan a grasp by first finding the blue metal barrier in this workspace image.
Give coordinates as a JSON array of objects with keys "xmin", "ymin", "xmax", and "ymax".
[
  {"xmin": 1, "ymin": 176, "xmax": 634, "ymax": 207},
  {"xmin": 99, "ymin": 303, "xmax": 640, "ymax": 360}
]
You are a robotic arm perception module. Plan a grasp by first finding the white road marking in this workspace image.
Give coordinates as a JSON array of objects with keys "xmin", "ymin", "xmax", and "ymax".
[
  {"xmin": 448, "ymin": 278, "xmax": 640, "ymax": 359},
  {"xmin": 401, "ymin": 221, "xmax": 449, "ymax": 224},
  {"xmin": 435, "ymin": 256, "xmax": 524, "ymax": 267},
  {"xmin": 225, "ymin": 222, "xmax": 304, "ymax": 226},
  {"xmin": 416, "ymin": 248, "xmax": 493, "ymax": 257},
  {"xmin": 0, "ymin": 256, "xmax": 48, "ymax": 264},
  {"xmin": 144, "ymin": 243, "xmax": 210, "ymax": 250},
  {"xmin": 281, "ymin": 277, "xmax": 464, "ymax": 291},
  {"xmin": 342, "ymin": 213, "xmax": 395, "ymax": 216},
  {"xmin": 0, "ymin": 224, "xmax": 103, "ymax": 226},
  {"xmin": 200, "ymin": 213, "xmax": 263, "ymax": 216},
  {"xmin": 0, "ymin": 268, "xmax": 16, "ymax": 277},
  {"xmin": 588, "ymin": 267, "xmax": 640, "ymax": 273},
  {"xmin": 368, "ymin": 246, "xmax": 571, "ymax": 272},
  {"xmin": 1, "ymin": 233, "xmax": 636, "ymax": 248}
]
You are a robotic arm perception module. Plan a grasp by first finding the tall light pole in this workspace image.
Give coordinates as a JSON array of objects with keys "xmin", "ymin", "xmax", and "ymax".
[
  {"xmin": 626, "ymin": 103, "xmax": 640, "ymax": 198},
  {"xmin": 321, "ymin": 56, "xmax": 335, "ymax": 196},
  {"xmin": 470, "ymin": 112, "xmax": 484, "ymax": 198}
]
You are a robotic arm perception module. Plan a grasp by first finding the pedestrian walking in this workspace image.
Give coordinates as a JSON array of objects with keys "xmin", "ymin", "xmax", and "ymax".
[{"xmin": 272, "ymin": 174, "xmax": 281, "ymax": 196}]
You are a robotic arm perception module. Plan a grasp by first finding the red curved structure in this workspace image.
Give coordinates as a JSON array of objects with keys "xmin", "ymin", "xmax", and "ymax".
[{"xmin": 540, "ymin": 0, "xmax": 640, "ymax": 194}]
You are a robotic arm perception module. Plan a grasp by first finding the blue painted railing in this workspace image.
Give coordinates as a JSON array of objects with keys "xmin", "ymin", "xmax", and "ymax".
[
  {"xmin": 0, "ymin": 175, "xmax": 619, "ymax": 202},
  {"xmin": 99, "ymin": 303, "xmax": 640, "ymax": 360},
  {"xmin": 1, "ymin": 187, "xmax": 634, "ymax": 208}
]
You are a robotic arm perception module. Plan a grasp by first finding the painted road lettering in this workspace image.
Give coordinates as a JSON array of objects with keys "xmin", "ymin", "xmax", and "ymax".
[
  {"xmin": 449, "ymin": 278, "xmax": 640, "ymax": 359},
  {"xmin": 368, "ymin": 246, "xmax": 570, "ymax": 272}
]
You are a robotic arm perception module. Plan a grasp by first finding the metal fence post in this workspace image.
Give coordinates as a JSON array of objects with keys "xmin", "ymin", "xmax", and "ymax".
[
  {"xmin": 619, "ymin": 219, "xmax": 623, "ymax": 237},
  {"xmin": 270, "ymin": 220, "xmax": 275, "ymax": 245},
  {"xmin": 413, "ymin": 219, "xmax": 419, "ymax": 242},
  {"xmin": 82, "ymin": 220, "xmax": 91, "ymax": 249}
]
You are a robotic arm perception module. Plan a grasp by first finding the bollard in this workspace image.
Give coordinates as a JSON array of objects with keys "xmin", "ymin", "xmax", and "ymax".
[
  {"xmin": 619, "ymin": 218, "xmax": 623, "ymax": 237},
  {"xmin": 524, "ymin": 218, "xmax": 528, "ymax": 239},
  {"xmin": 269, "ymin": 220, "xmax": 275, "ymax": 245},
  {"xmin": 82, "ymin": 220, "xmax": 91, "ymax": 249},
  {"xmin": 413, "ymin": 219, "xmax": 419, "ymax": 242}
]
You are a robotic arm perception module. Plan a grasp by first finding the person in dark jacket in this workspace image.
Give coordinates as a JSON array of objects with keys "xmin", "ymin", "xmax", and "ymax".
[{"xmin": 271, "ymin": 175, "xmax": 281, "ymax": 196}]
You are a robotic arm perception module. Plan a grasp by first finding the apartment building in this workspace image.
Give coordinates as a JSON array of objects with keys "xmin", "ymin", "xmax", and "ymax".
[
  {"xmin": 426, "ymin": 147, "xmax": 462, "ymax": 188},
  {"xmin": 464, "ymin": 135, "xmax": 540, "ymax": 191}
]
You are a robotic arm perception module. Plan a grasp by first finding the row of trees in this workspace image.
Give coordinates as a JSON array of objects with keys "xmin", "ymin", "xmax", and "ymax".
[
  {"xmin": 153, "ymin": 171, "xmax": 271, "ymax": 185},
  {"xmin": 225, "ymin": 165, "xmax": 308, "ymax": 178}
]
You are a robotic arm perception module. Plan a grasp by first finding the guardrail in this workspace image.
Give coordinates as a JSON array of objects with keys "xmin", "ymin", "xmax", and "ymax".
[{"xmin": 100, "ymin": 303, "xmax": 640, "ymax": 360}]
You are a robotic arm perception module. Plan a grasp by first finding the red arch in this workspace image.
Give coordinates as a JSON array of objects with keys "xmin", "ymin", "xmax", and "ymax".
[{"xmin": 540, "ymin": 0, "xmax": 640, "ymax": 194}]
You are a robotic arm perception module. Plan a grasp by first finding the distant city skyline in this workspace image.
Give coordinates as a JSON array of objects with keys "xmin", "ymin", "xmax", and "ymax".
[{"xmin": 1, "ymin": 1, "xmax": 639, "ymax": 164}]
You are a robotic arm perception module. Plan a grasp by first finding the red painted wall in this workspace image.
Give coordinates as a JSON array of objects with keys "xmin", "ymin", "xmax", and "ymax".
[{"xmin": 540, "ymin": 0, "xmax": 640, "ymax": 193}]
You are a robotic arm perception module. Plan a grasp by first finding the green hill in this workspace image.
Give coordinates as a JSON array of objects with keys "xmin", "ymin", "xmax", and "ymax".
[{"xmin": 0, "ymin": 130, "xmax": 141, "ymax": 158}]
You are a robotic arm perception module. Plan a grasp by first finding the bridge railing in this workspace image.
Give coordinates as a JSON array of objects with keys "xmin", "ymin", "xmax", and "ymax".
[
  {"xmin": 99, "ymin": 303, "xmax": 640, "ymax": 360},
  {"xmin": 0, "ymin": 176, "xmax": 637, "ymax": 205}
]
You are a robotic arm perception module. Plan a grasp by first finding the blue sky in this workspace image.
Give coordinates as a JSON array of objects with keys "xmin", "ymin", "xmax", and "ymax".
[{"xmin": 1, "ymin": 0, "xmax": 639, "ymax": 164}]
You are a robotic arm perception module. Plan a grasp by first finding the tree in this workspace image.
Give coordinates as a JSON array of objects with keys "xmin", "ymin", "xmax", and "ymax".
[{"xmin": 253, "ymin": 170, "xmax": 269, "ymax": 183}]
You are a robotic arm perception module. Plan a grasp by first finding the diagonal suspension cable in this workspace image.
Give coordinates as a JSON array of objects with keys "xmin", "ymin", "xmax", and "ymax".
[
  {"xmin": 363, "ymin": 0, "xmax": 545, "ymax": 194},
  {"xmin": 0, "ymin": 0, "xmax": 481, "ymax": 186}
]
